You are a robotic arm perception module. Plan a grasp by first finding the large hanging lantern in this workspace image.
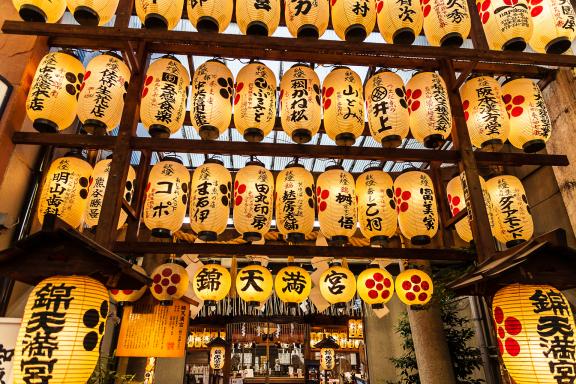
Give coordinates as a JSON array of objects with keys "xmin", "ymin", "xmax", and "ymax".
[
  {"xmin": 376, "ymin": 0, "xmax": 423, "ymax": 44},
  {"xmin": 319, "ymin": 264, "xmax": 357, "ymax": 305},
  {"xmin": 492, "ymin": 284, "xmax": 576, "ymax": 384},
  {"xmin": 234, "ymin": 62, "xmax": 277, "ymax": 143},
  {"xmin": 486, "ymin": 175, "xmax": 533, "ymax": 248},
  {"xmin": 331, "ymin": 0, "xmax": 376, "ymax": 41},
  {"xmin": 356, "ymin": 267, "xmax": 394, "ymax": 308},
  {"xmin": 13, "ymin": 276, "xmax": 109, "ymax": 384},
  {"xmin": 502, "ymin": 78, "xmax": 552, "ymax": 153},
  {"xmin": 150, "ymin": 260, "xmax": 189, "ymax": 305},
  {"xmin": 26, "ymin": 51, "xmax": 85, "ymax": 132},
  {"xmin": 143, "ymin": 157, "xmax": 190, "ymax": 238},
  {"xmin": 38, "ymin": 153, "xmax": 92, "ymax": 229},
  {"xmin": 323, "ymin": 67, "xmax": 364, "ymax": 146},
  {"xmin": 233, "ymin": 161, "xmax": 274, "ymax": 241},
  {"xmin": 528, "ymin": 0, "xmax": 576, "ymax": 53},
  {"xmin": 135, "ymin": 0, "xmax": 183, "ymax": 29},
  {"xmin": 189, "ymin": 159, "xmax": 232, "ymax": 241},
  {"xmin": 140, "ymin": 56, "xmax": 189, "ymax": 137},
  {"xmin": 279, "ymin": 64, "xmax": 322, "ymax": 144},
  {"xmin": 476, "ymin": 0, "xmax": 533, "ymax": 50},
  {"xmin": 365, "ymin": 69, "xmax": 410, "ymax": 148},
  {"xmin": 460, "ymin": 75, "xmax": 510, "ymax": 151},
  {"xmin": 236, "ymin": 0, "xmax": 281, "ymax": 35},
  {"xmin": 394, "ymin": 170, "xmax": 439, "ymax": 245},
  {"xmin": 422, "ymin": 0, "xmax": 471, "ymax": 47},
  {"xmin": 187, "ymin": 0, "xmax": 233, "ymax": 32},
  {"xmin": 208, "ymin": 337, "xmax": 228, "ymax": 370},
  {"xmin": 236, "ymin": 264, "xmax": 274, "ymax": 306},
  {"xmin": 192, "ymin": 263, "xmax": 232, "ymax": 306},
  {"xmin": 406, "ymin": 72, "xmax": 452, "ymax": 149},
  {"xmin": 77, "ymin": 52, "xmax": 130, "ymax": 134},
  {"xmin": 275, "ymin": 164, "xmax": 315, "ymax": 243},
  {"xmin": 317, "ymin": 166, "xmax": 357, "ymax": 244},
  {"xmin": 191, "ymin": 59, "xmax": 233, "ymax": 140},
  {"xmin": 67, "ymin": 0, "xmax": 119, "ymax": 25},
  {"xmin": 13, "ymin": 0, "xmax": 66, "ymax": 22},
  {"xmin": 395, "ymin": 269, "xmax": 433, "ymax": 306},
  {"xmin": 274, "ymin": 265, "xmax": 312, "ymax": 305},
  {"xmin": 285, "ymin": 0, "xmax": 330, "ymax": 37}
]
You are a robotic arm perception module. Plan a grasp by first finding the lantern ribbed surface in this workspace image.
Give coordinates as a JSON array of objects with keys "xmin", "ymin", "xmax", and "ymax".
[
  {"xmin": 331, "ymin": 0, "xmax": 376, "ymax": 41},
  {"xmin": 193, "ymin": 263, "xmax": 232, "ymax": 303},
  {"xmin": 110, "ymin": 265, "xmax": 147, "ymax": 303},
  {"xmin": 356, "ymin": 267, "xmax": 394, "ymax": 307},
  {"xmin": 67, "ymin": 0, "xmax": 120, "ymax": 25},
  {"xmin": 236, "ymin": 0, "xmax": 281, "ymax": 35},
  {"xmin": 376, "ymin": 0, "xmax": 423, "ymax": 44},
  {"xmin": 528, "ymin": 0, "xmax": 576, "ymax": 53},
  {"xmin": 285, "ymin": 0, "xmax": 330, "ymax": 38},
  {"xmin": 236, "ymin": 264, "xmax": 274, "ymax": 305},
  {"xmin": 275, "ymin": 265, "xmax": 312, "ymax": 304},
  {"xmin": 319, "ymin": 265, "xmax": 357, "ymax": 304},
  {"xmin": 395, "ymin": 269, "xmax": 433, "ymax": 305},
  {"xmin": 446, "ymin": 174, "xmax": 473, "ymax": 243},
  {"xmin": 422, "ymin": 0, "xmax": 471, "ymax": 47},
  {"xmin": 187, "ymin": 0, "xmax": 233, "ymax": 32},
  {"xmin": 13, "ymin": 0, "xmax": 66, "ymax": 22},
  {"xmin": 320, "ymin": 348, "xmax": 335, "ymax": 370},
  {"xmin": 356, "ymin": 170, "xmax": 397, "ymax": 244},
  {"xmin": 476, "ymin": 0, "xmax": 533, "ymax": 50},
  {"xmin": 317, "ymin": 167, "xmax": 357, "ymax": 243},
  {"xmin": 150, "ymin": 262, "xmax": 190, "ymax": 302},
  {"xmin": 210, "ymin": 346, "xmax": 226, "ymax": 369},
  {"xmin": 135, "ymin": 0, "xmax": 183, "ymax": 29}
]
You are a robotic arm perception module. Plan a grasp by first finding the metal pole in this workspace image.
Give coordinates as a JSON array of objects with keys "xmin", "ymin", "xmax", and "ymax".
[{"xmin": 469, "ymin": 296, "xmax": 500, "ymax": 384}]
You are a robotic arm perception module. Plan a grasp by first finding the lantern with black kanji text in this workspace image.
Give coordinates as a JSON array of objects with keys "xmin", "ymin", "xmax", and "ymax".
[
  {"xmin": 67, "ymin": 0, "xmax": 119, "ymax": 25},
  {"xmin": 395, "ymin": 269, "xmax": 433, "ymax": 306},
  {"xmin": 187, "ymin": 0, "xmax": 233, "ymax": 32},
  {"xmin": 236, "ymin": 0, "xmax": 281, "ymax": 35},
  {"xmin": 13, "ymin": 0, "xmax": 66, "ymax": 22},
  {"xmin": 422, "ymin": 0, "xmax": 471, "ymax": 47},
  {"xmin": 193, "ymin": 263, "xmax": 232, "ymax": 307},
  {"xmin": 320, "ymin": 348, "xmax": 335, "ymax": 370},
  {"xmin": 476, "ymin": 0, "xmax": 532, "ymax": 51},
  {"xmin": 445, "ymin": 173, "xmax": 488, "ymax": 243},
  {"xmin": 376, "ymin": 0, "xmax": 422, "ymax": 44},
  {"xmin": 319, "ymin": 263, "xmax": 357, "ymax": 305},
  {"xmin": 208, "ymin": 336, "xmax": 229, "ymax": 370},
  {"xmin": 357, "ymin": 267, "xmax": 394, "ymax": 308},
  {"xmin": 275, "ymin": 265, "xmax": 312, "ymax": 305},
  {"xmin": 135, "ymin": 0, "xmax": 183, "ymax": 29},
  {"xmin": 150, "ymin": 260, "xmax": 189, "ymax": 305},
  {"xmin": 285, "ymin": 0, "xmax": 330, "ymax": 37},
  {"xmin": 528, "ymin": 0, "xmax": 576, "ymax": 53},
  {"xmin": 13, "ymin": 276, "xmax": 109, "ymax": 384},
  {"xmin": 331, "ymin": 0, "xmax": 376, "ymax": 41},
  {"xmin": 236, "ymin": 264, "xmax": 274, "ymax": 306}
]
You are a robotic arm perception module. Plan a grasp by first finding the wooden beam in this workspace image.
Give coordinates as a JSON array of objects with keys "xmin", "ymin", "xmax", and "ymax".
[
  {"xmin": 431, "ymin": 161, "xmax": 454, "ymax": 247},
  {"xmin": 444, "ymin": 208, "xmax": 468, "ymax": 229},
  {"xmin": 121, "ymin": 198, "xmax": 138, "ymax": 220},
  {"xmin": 125, "ymin": 150, "xmax": 151, "ymax": 242}
]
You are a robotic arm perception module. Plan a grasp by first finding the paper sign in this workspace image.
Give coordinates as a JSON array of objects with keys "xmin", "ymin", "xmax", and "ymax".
[{"xmin": 0, "ymin": 317, "xmax": 20, "ymax": 384}]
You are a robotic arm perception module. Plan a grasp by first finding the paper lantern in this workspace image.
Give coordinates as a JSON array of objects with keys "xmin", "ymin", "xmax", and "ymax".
[
  {"xmin": 13, "ymin": 0, "xmax": 66, "ymax": 22},
  {"xmin": 37, "ymin": 154, "xmax": 92, "ymax": 229},
  {"xmin": 236, "ymin": 0, "xmax": 281, "ymax": 35},
  {"xmin": 356, "ymin": 169, "xmax": 397, "ymax": 245},
  {"xmin": 67, "ymin": 0, "xmax": 119, "ymax": 25},
  {"xmin": 209, "ymin": 345, "xmax": 226, "ymax": 370},
  {"xmin": 320, "ymin": 348, "xmax": 336, "ymax": 370},
  {"xmin": 460, "ymin": 75, "xmax": 510, "ymax": 151},
  {"xmin": 322, "ymin": 67, "xmax": 364, "ymax": 146},
  {"xmin": 274, "ymin": 265, "xmax": 312, "ymax": 305},
  {"xmin": 502, "ymin": 78, "xmax": 552, "ymax": 153},
  {"xmin": 406, "ymin": 72, "xmax": 452, "ymax": 149},
  {"xmin": 446, "ymin": 174, "xmax": 477, "ymax": 243},
  {"xmin": 192, "ymin": 263, "xmax": 232, "ymax": 306},
  {"xmin": 320, "ymin": 264, "xmax": 357, "ymax": 305},
  {"xmin": 187, "ymin": 0, "xmax": 233, "ymax": 32},
  {"xmin": 191, "ymin": 60, "xmax": 233, "ymax": 140},
  {"xmin": 141, "ymin": 56, "xmax": 189, "ymax": 137},
  {"xmin": 275, "ymin": 164, "xmax": 315, "ymax": 243},
  {"xmin": 13, "ymin": 276, "xmax": 109, "ymax": 384},
  {"xmin": 26, "ymin": 51, "xmax": 84, "ymax": 132},
  {"xmin": 394, "ymin": 170, "xmax": 439, "ymax": 245},
  {"xmin": 110, "ymin": 266, "xmax": 147, "ymax": 303},
  {"xmin": 150, "ymin": 261, "xmax": 189, "ymax": 304},
  {"xmin": 189, "ymin": 159, "xmax": 232, "ymax": 241},
  {"xmin": 236, "ymin": 264, "xmax": 274, "ymax": 306},
  {"xmin": 365, "ymin": 69, "xmax": 410, "ymax": 148},
  {"xmin": 317, "ymin": 166, "xmax": 357, "ymax": 244},
  {"xmin": 135, "ymin": 0, "xmax": 183, "ymax": 29},
  {"xmin": 486, "ymin": 175, "xmax": 533, "ymax": 247},
  {"xmin": 492, "ymin": 284, "xmax": 576, "ymax": 384},
  {"xmin": 356, "ymin": 267, "xmax": 394, "ymax": 308},
  {"xmin": 233, "ymin": 161, "xmax": 274, "ymax": 241},
  {"xmin": 476, "ymin": 0, "xmax": 533, "ymax": 50},
  {"xmin": 395, "ymin": 269, "xmax": 433, "ymax": 306},
  {"xmin": 77, "ymin": 52, "xmax": 130, "ymax": 134},
  {"xmin": 376, "ymin": 0, "xmax": 423, "ymax": 43},
  {"xmin": 234, "ymin": 62, "xmax": 277, "ymax": 142},
  {"xmin": 331, "ymin": 0, "xmax": 376, "ymax": 41},
  {"xmin": 279, "ymin": 64, "xmax": 322, "ymax": 143},
  {"xmin": 422, "ymin": 0, "xmax": 471, "ymax": 47},
  {"xmin": 143, "ymin": 157, "xmax": 190, "ymax": 238},
  {"xmin": 285, "ymin": 0, "xmax": 330, "ymax": 37},
  {"xmin": 84, "ymin": 158, "xmax": 136, "ymax": 229},
  {"xmin": 528, "ymin": 0, "xmax": 576, "ymax": 53}
]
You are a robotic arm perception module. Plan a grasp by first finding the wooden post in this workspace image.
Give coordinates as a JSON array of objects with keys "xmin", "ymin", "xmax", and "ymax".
[
  {"xmin": 466, "ymin": 0, "xmax": 490, "ymax": 50},
  {"xmin": 125, "ymin": 149, "xmax": 151, "ymax": 243},
  {"xmin": 430, "ymin": 161, "xmax": 454, "ymax": 248}
]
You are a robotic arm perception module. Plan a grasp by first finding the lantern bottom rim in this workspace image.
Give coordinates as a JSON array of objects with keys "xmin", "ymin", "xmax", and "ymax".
[
  {"xmin": 198, "ymin": 230, "xmax": 218, "ymax": 241},
  {"xmin": 243, "ymin": 128, "xmax": 265, "ymax": 143},
  {"xmin": 440, "ymin": 33, "xmax": 464, "ymax": 48},
  {"xmin": 286, "ymin": 232, "xmax": 306, "ymax": 243},
  {"xmin": 159, "ymin": 300, "xmax": 174, "ymax": 306},
  {"xmin": 381, "ymin": 135, "xmax": 402, "ymax": 148},
  {"xmin": 372, "ymin": 303, "xmax": 385, "ymax": 309},
  {"xmin": 205, "ymin": 300, "xmax": 218, "ymax": 308},
  {"xmin": 247, "ymin": 21, "xmax": 269, "ymax": 36},
  {"xmin": 480, "ymin": 138, "xmax": 503, "ymax": 152},
  {"xmin": 370, "ymin": 235, "xmax": 390, "ymax": 246},
  {"xmin": 33, "ymin": 118, "xmax": 58, "ymax": 133},
  {"xmin": 74, "ymin": 6, "xmax": 100, "ymax": 26},
  {"xmin": 345, "ymin": 24, "xmax": 368, "ymax": 43},
  {"xmin": 149, "ymin": 124, "xmax": 171, "ymax": 138},
  {"xmin": 393, "ymin": 28, "xmax": 416, "ymax": 45},
  {"xmin": 243, "ymin": 232, "xmax": 263, "ymax": 242},
  {"xmin": 411, "ymin": 235, "xmax": 431, "ymax": 245},
  {"xmin": 292, "ymin": 129, "xmax": 313, "ymax": 143},
  {"xmin": 506, "ymin": 239, "xmax": 526, "ymax": 248},
  {"xmin": 151, "ymin": 228, "xmax": 173, "ymax": 238},
  {"xmin": 423, "ymin": 134, "xmax": 445, "ymax": 149},
  {"xmin": 196, "ymin": 16, "xmax": 220, "ymax": 33},
  {"xmin": 546, "ymin": 37, "xmax": 572, "ymax": 54},
  {"xmin": 247, "ymin": 301, "xmax": 261, "ymax": 307},
  {"xmin": 335, "ymin": 132, "xmax": 356, "ymax": 146},
  {"xmin": 409, "ymin": 304, "xmax": 426, "ymax": 311},
  {"xmin": 144, "ymin": 13, "xmax": 169, "ymax": 30},
  {"xmin": 82, "ymin": 119, "xmax": 108, "ymax": 135},
  {"xmin": 330, "ymin": 235, "xmax": 349, "ymax": 246},
  {"xmin": 199, "ymin": 125, "xmax": 221, "ymax": 140},
  {"xmin": 297, "ymin": 25, "xmax": 320, "ymax": 39},
  {"xmin": 522, "ymin": 139, "xmax": 546, "ymax": 153},
  {"xmin": 502, "ymin": 38, "xmax": 527, "ymax": 52},
  {"xmin": 18, "ymin": 4, "xmax": 47, "ymax": 22}
]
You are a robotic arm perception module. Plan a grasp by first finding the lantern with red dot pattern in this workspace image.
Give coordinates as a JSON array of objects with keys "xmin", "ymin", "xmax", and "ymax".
[
  {"xmin": 475, "ymin": 0, "xmax": 533, "ymax": 51},
  {"xmin": 356, "ymin": 267, "xmax": 394, "ymax": 308},
  {"xmin": 285, "ymin": 0, "xmax": 330, "ymax": 38},
  {"xmin": 422, "ymin": 0, "xmax": 471, "ymax": 47},
  {"xmin": 319, "ymin": 263, "xmax": 357, "ymax": 306},
  {"xmin": 395, "ymin": 269, "xmax": 433, "ymax": 306},
  {"xmin": 331, "ymin": 0, "xmax": 376, "ymax": 42},
  {"xmin": 110, "ymin": 266, "xmax": 148, "ymax": 303},
  {"xmin": 446, "ymin": 174, "xmax": 490, "ymax": 243},
  {"xmin": 150, "ymin": 260, "xmax": 189, "ymax": 305},
  {"xmin": 528, "ymin": 0, "xmax": 576, "ymax": 53},
  {"xmin": 375, "ymin": 0, "xmax": 423, "ymax": 44}
]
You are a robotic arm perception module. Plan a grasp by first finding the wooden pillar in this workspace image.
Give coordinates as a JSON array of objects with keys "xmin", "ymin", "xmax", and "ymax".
[{"xmin": 430, "ymin": 161, "xmax": 454, "ymax": 248}]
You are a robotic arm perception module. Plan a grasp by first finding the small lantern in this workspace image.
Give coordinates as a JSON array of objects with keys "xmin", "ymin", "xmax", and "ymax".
[
  {"xmin": 13, "ymin": 0, "xmax": 66, "ymax": 22},
  {"xmin": 192, "ymin": 263, "xmax": 232, "ymax": 307},
  {"xmin": 38, "ymin": 153, "xmax": 92, "ymax": 229},
  {"xmin": 319, "ymin": 263, "xmax": 357, "ymax": 305},
  {"xmin": 502, "ymin": 78, "xmax": 552, "ymax": 153},
  {"xmin": 279, "ymin": 64, "xmax": 322, "ymax": 143},
  {"xmin": 143, "ymin": 157, "xmax": 190, "ymax": 238},
  {"xmin": 285, "ymin": 0, "xmax": 330, "ymax": 38},
  {"xmin": 189, "ymin": 158, "xmax": 232, "ymax": 241},
  {"xmin": 317, "ymin": 166, "xmax": 357, "ymax": 244},
  {"xmin": 423, "ymin": 0, "xmax": 471, "ymax": 47},
  {"xmin": 365, "ymin": 69, "xmax": 410, "ymax": 148},
  {"xmin": 234, "ymin": 62, "xmax": 277, "ymax": 142},
  {"xmin": 150, "ymin": 260, "xmax": 189, "ymax": 305},
  {"xmin": 236, "ymin": 264, "xmax": 274, "ymax": 306},
  {"xmin": 528, "ymin": 0, "xmax": 576, "ymax": 53},
  {"xmin": 236, "ymin": 0, "xmax": 281, "ymax": 35},
  {"xmin": 406, "ymin": 72, "xmax": 452, "ymax": 149},
  {"xmin": 315, "ymin": 336, "xmax": 340, "ymax": 371},
  {"xmin": 394, "ymin": 170, "xmax": 439, "ymax": 245},
  {"xmin": 233, "ymin": 161, "xmax": 274, "ymax": 241},
  {"xmin": 356, "ymin": 169, "xmax": 397, "ymax": 245},
  {"xmin": 26, "ymin": 51, "xmax": 85, "ymax": 132},
  {"xmin": 446, "ymin": 174, "xmax": 480, "ymax": 243},
  {"xmin": 460, "ymin": 75, "xmax": 510, "ymax": 151},
  {"xmin": 331, "ymin": 0, "xmax": 376, "ymax": 41},
  {"xmin": 140, "ymin": 56, "xmax": 190, "ymax": 137},
  {"xmin": 77, "ymin": 52, "xmax": 131, "ymax": 134},
  {"xmin": 395, "ymin": 269, "xmax": 433, "ymax": 306},
  {"xmin": 323, "ymin": 67, "xmax": 364, "ymax": 146},
  {"xmin": 191, "ymin": 59, "xmax": 233, "ymax": 140},
  {"xmin": 275, "ymin": 164, "xmax": 315, "ymax": 243},
  {"xmin": 187, "ymin": 0, "xmax": 233, "ymax": 32},
  {"xmin": 110, "ymin": 265, "xmax": 147, "ymax": 303},
  {"xmin": 208, "ymin": 336, "xmax": 229, "ymax": 370},
  {"xmin": 67, "ymin": 0, "xmax": 119, "ymax": 25},
  {"xmin": 476, "ymin": 0, "xmax": 533, "ymax": 51},
  {"xmin": 356, "ymin": 267, "xmax": 394, "ymax": 308},
  {"xmin": 376, "ymin": 0, "xmax": 423, "ymax": 44},
  {"xmin": 274, "ymin": 265, "xmax": 312, "ymax": 305},
  {"xmin": 13, "ymin": 276, "xmax": 109, "ymax": 384},
  {"xmin": 135, "ymin": 0, "xmax": 183, "ymax": 29}
]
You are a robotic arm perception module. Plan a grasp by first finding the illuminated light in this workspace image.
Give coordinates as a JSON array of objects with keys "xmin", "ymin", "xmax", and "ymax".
[
  {"xmin": 193, "ymin": 263, "xmax": 232, "ymax": 306},
  {"xmin": 376, "ymin": 0, "xmax": 423, "ymax": 44},
  {"xmin": 236, "ymin": 0, "xmax": 281, "ymax": 36},
  {"xmin": 274, "ymin": 265, "xmax": 312, "ymax": 305},
  {"xmin": 331, "ymin": 0, "xmax": 376, "ymax": 42},
  {"xmin": 356, "ymin": 267, "xmax": 394, "ymax": 308},
  {"xmin": 476, "ymin": 0, "xmax": 533, "ymax": 51},
  {"xmin": 395, "ymin": 269, "xmax": 433, "ymax": 306},
  {"xmin": 285, "ymin": 0, "xmax": 330, "ymax": 38},
  {"xmin": 13, "ymin": 0, "xmax": 66, "ymax": 22},
  {"xmin": 67, "ymin": 0, "xmax": 120, "ymax": 25},
  {"xmin": 187, "ymin": 0, "xmax": 233, "ymax": 32},
  {"xmin": 422, "ymin": 0, "xmax": 471, "ymax": 47},
  {"xmin": 319, "ymin": 263, "xmax": 357, "ymax": 305},
  {"xmin": 135, "ymin": 0, "xmax": 184, "ymax": 29},
  {"xmin": 236, "ymin": 264, "xmax": 274, "ymax": 306},
  {"xmin": 150, "ymin": 260, "xmax": 189, "ymax": 305},
  {"xmin": 528, "ymin": 0, "xmax": 576, "ymax": 54}
]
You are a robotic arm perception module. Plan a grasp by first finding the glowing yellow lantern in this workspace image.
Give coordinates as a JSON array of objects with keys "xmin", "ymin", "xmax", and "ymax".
[
  {"xmin": 67, "ymin": 0, "xmax": 119, "ymax": 25},
  {"xmin": 476, "ymin": 0, "xmax": 533, "ymax": 50},
  {"xmin": 285, "ymin": 0, "xmax": 330, "ymax": 37},
  {"xmin": 274, "ymin": 265, "xmax": 312, "ymax": 305},
  {"xmin": 323, "ymin": 67, "xmax": 364, "ymax": 146},
  {"xmin": 365, "ymin": 69, "xmax": 410, "ymax": 148},
  {"xmin": 317, "ymin": 166, "xmax": 357, "ymax": 244},
  {"xmin": 110, "ymin": 266, "xmax": 147, "ymax": 303},
  {"xmin": 193, "ymin": 263, "xmax": 232, "ymax": 306},
  {"xmin": 150, "ymin": 260, "xmax": 189, "ymax": 304},
  {"xmin": 319, "ymin": 264, "xmax": 357, "ymax": 305},
  {"xmin": 320, "ymin": 348, "xmax": 336, "ymax": 370},
  {"xmin": 422, "ymin": 0, "xmax": 471, "ymax": 47},
  {"xmin": 406, "ymin": 72, "xmax": 452, "ymax": 149},
  {"xmin": 528, "ymin": 0, "xmax": 576, "ymax": 53},
  {"xmin": 502, "ymin": 78, "xmax": 552, "ymax": 153},
  {"xmin": 275, "ymin": 164, "xmax": 315, "ymax": 243},
  {"xmin": 460, "ymin": 75, "xmax": 510, "ymax": 151},
  {"xmin": 394, "ymin": 170, "xmax": 438, "ymax": 245},
  {"xmin": 395, "ymin": 269, "xmax": 433, "ymax": 306},
  {"xmin": 236, "ymin": 264, "xmax": 274, "ymax": 306},
  {"xmin": 234, "ymin": 62, "xmax": 277, "ymax": 142},
  {"xmin": 13, "ymin": 276, "xmax": 109, "ymax": 384},
  {"xmin": 208, "ymin": 337, "xmax": 228, "ymax": 370},
  {"xmin": 446, "ymin": 174, "xmax": 483, "ymax": 243},
  {"xmin": 376, "ymin": 0, "xmax": 423, "ymax": 43},
  {"xmin": 26, "ymin": 51, "xmax": 84, "ymax": 132},
  {"xmin": 38, "ymin": 153, "xmax": 92, "ymax": 229},
  {"xmin": 191, "ymin": 60, "xmax": 233, "ymax": 140},
  {"xmin": 279, "ymin": 64, "xmax": 322, "ymax": 144},
  {"xmin": 141, "ymin": 56, "xmax": 189, "ymax": 137},
  {"xmin": 356, "ymin": 169, "xmax": 397, "ymax": 245},
  {"xmin": 331, "ymin": 0, "xmax": 376, "ymax": 41},
  {"xmin": 187, "ymin": 0, "xmax": 233, "ymax": 32},
  {"xmin": 143, "ymin": 157, "xmax": 190, "ymax": 238},
  {"xmin": 13, "ymin": 0, "xmax": 66, "ymax": 22},
  {"xmin": 233, "ymin": 161, "xmax": 274, "ymax": 241},
  {"xmin": 357, "ymin": 267, "xmax": 394, "ymax": 308},
  {"xmin": 236, "ymin": 0, "xmax": 281, "ymax": 35},
  {"xmin": 135, "ymin": 0, "xmax": 183, "ymax": 29}
]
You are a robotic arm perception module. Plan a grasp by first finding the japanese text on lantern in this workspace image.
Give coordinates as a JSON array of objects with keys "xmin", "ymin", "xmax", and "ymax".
[
  {"xmin": 155, "ymin": 62, "xmax": 180, "ymax": 125},
  {"xmin": 337, "ymin": 172, "xmax": 355, "ymax": 229},
  {"xmin": 252, "ymin": 66, "xmax": 273, "ymax": 123},
  {"xmin": 151, "ymin": 163, "xmax": 180, "ymax": 218},
  {"xmin": 281, "ymin": 170, "xmax": 301, "ymax": 231},
  {"xmin": 342, "ymin": 71, "xmax": 362, "ymax": 124},
  {"xmin": 196, "ymin": 267, "xmax": 223, "ymax": 292},
  {"xmin": 532, "ymin": 87, "xmax": 551, "ymax": 137},
  {"xmin": 29, "ymin": 55, "xmax": 57, "ymax": 112},
  {"xmin": 289, "ymin": 67, "xmax": 309, "ymax": 123},
  {"xmin": 420, "ymin": 174, "xmax": 435, "ymax": 230},
  {"xmin": 497, "ymin": 178, "xmax": 523, "ymax": 239},
  {"xmin": 194, "ymin": 166, "xmax": 213, "ymax": 224},
  {"xmin": 364, "ymin": 174, "xmax": 383, "ymax": 231},
  {"xmin": 252, "ymin": 169, "xmax": 270, "ymax": 230},
  {"xmin": 476, "ymin": 77, "xmax": 503, "ymax": 137},
  {"xmin": 45, "ymin": 159, "xmax": 74, "ymax": 217},
  {"xmin": 88, "ymin": 163, "xmax": 109, "ymax": 220},
  {"xmin": 292, "ymin": 0, "xmax": 313, "ymax": 15},
  {"xmin": 91, "ymin": 57, "xmax": 119, "ymax": 118},
  {"xmin": 431, "ymin": 74, "xmax": 450, "ymax": 133},
  {"xmin": 325, "ymin": 270, "xmax": 348, "ymax": 295},
  {"xmin": 193, "ymin": 64, "xmax": 209, "ymax": 128},
  {"xmin": 370, "ymin": 75, "xmax": 393, "ymax": 134},
  {"xmin": 239, "ymin": 269, "xmax": 264, "ymax": 292},
  {"xmin": 397, "ymin": 0, "xmax": 417, "ymax": 22},
  {"xmin": 282, "ymin": 270, "xmax": 307, "ymax": 294}
]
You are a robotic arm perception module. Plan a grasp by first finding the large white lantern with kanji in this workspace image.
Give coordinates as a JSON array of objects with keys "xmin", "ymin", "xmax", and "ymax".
[
  {"xmin": 422, "ymin": 0, "xmax": 471, "ymax": 47},
  {"xmin": 528, "ymin": 0, "xmax": 576, "ymax": 54},
  {"xmin": 475, "ymin": 0, "xmax": 533, "ymax": 51},
  {"xmin": 236, "ymin": 264, "xmax": 274, "ymax": 306},
  {"xmin": 319, "ymin": 264, "xmax": 357, "ymax": 305},
  {"xmin": 236, "ymin": 0, "xmax": 281, "ymax": 35},
  {"xmin": 331, "ymin": 0, "xmax": 376, "ymax": 41},
  {"xmin": 285, "ymin": 0, "xmax": 330, "ymax": 37},
  {"xmin": 376, "ymin": 0, "xmax": 423, "ymax": 44}
]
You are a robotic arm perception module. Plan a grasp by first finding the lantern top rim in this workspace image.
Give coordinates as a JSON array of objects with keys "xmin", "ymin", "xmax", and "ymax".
[
  {"xmin": 162, "ymin": 258, "xmax": 187, "ymax": 267},
  {"xmin": 58, "ymin": 49, "xmax": 80, "ymax": 60},
  {"xmin": 102, "ymin": 51, "xmax": 125, "ymax": 62},
  {"xmin": 245, "ymin": 159, "xmax": 265, "ymax": 167},
  {"xmin": 330, "ymin": 66, "xmax": 351, "ymax": 72},
  {"xmin": 362, "ymin": 166, "xmax": 384, "ymax": 173},
  {"xmin": 204, "ymin": 158, "xmax": 224, "ymax": 166},
  {"xmin": 325, "ymin": 164, "xmax": 344, "ymax": 171},
  {"xmin": 63, "ymin": 149, "xmax": 87, "ymax": 160},
  {"xmin": 501, "ymin": 76, "xmax": 523, "ymax": 86},
  {"xmin": 399, "ymin": 166, "xmax": 421, "ymax": 174},
  {"xmin": 314, "ymin": 336, "xmax": 340, "ymax": 349},
  {"xmin": 206, "ymin": 58, "xmax": 226, "ymax": 65},
  {"xmin": 285, "ymin": 163, "xmax": 305, "ymax": 169},
  {"xmin": 207, "ymin": 336, "xmax": 229, "ymax": 348},
  {"xmin": 290, "ymin": 63, "xmax": 313, "ymax": 69},
  {"xmin": 159, "ymin": 54, "xmax": 181, "ymax": 63},
  {"xmin": 161, "ymin": 156, "xmax": 184, "ymax": 164},
  {"xmin": 373, "ymin": 68, "xmax": 393, "ymax": 76}
]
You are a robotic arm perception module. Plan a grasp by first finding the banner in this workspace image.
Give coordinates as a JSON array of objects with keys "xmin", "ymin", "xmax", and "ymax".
[{"xmin": 0, "ymin": 318, "xmax": 21, "ymax": 384}]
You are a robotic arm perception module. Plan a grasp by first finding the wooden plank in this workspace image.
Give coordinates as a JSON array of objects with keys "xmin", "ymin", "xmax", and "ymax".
[
  {"xmin": 125, "ymin": 150, "xmax": 151, "ymax": 242},
  {"xmin": 431, "ymin": 161, "xmax": 454, "ymax": 247},
  {"xmin": 12, "ymin": 132, "xmax": 116, "ymax": 148},
  {"xmin": 466, "ymin": 0, "xmax": 490, "ymax": 50},
  {"xmin": 444, "ymin": 208, "xmax": 468, "ymax": 229}
]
